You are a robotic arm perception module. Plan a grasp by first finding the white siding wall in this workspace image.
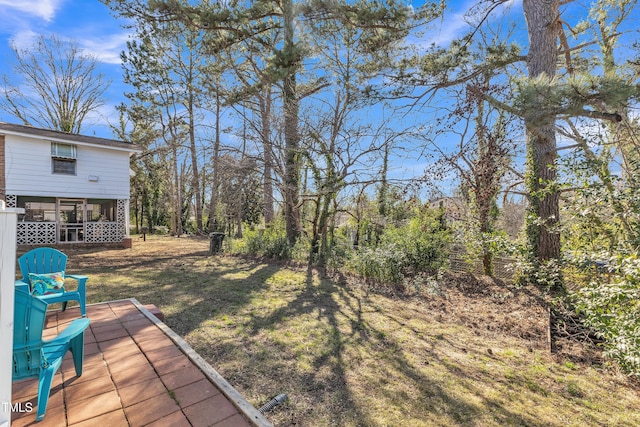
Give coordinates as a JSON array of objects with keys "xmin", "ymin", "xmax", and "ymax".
[{"xmin": 5, "ymin": 135, "xmax": 132, "ymax": 199}]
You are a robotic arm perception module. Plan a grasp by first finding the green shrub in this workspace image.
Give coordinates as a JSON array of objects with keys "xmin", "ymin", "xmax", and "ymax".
[
  {"xmin": 226, "ymin": 235, "xmax": 247, "ymax": 254},
  {"xmin": 324, "ymin": 236, "xmax": 351, "ymax": 272},
  {"xmin": 571, "ymin": 253, "xmax": 640, "ymax": 376},
  {"xmin": 263, "ymin": 235, "xmax": 291, "ymax": 260},
  {"xmin": 291, "ymin": 237, "xmax": 311, "ymax": 263},
  {"xmin": 347, "ymin": 244, "xmax": 407, "ymax": 284},
  {"xmin": 346, "ymin": 208, "xmax": 451, "ymax": 285},
  {"xmin": 153, "ymin": 225, "xmax": 169, "ymax": 235},
  {"xmin": 234, "ymin": 222, "xmax": 292, "ymax": 260},
  {"xmin": 382, "ymin": 211, "xmax": 450, "ymax": 275}
]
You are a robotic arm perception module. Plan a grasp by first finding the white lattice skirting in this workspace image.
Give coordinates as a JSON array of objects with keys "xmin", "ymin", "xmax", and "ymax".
[
  {"xmin": 5, "ymin": 195, "xmax": 17, "ymax": 208},
  {"xmin": 17, "ymin": 222, "xmax": 57, "ymax": 245},
  {"xmin": 13, "ymin": 198, "xmax": 127, "ymax": 245},
  {"xmin": 17, "ymin": 221, "xmax": 124, "ymax": 244},
  {"xmin": 85, "ymin": 222, "xmax": 124, "ymax": 243}
]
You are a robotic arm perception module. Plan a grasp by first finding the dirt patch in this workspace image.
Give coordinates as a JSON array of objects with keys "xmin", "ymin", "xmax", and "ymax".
[
  {"xmin": 342, "ymin": 270, "xmax": 608, "ymax": 367},
  {"xmin": 435, "ymin": 273, "xmax": 547, "ymax": 344},
  {"xmin": 345, "ymin": 271, "xmax": 549, "ymax": 349}
]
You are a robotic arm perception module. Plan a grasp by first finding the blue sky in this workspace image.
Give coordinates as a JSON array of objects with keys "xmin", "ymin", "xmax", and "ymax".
[
  {"xmin": 0, "ymin": 0, "xmax": 130, "ymax": 137},
  {"xmin": 0, "ymin": 0, "xmax": 528, "ymax": 196},
  {"xmin": 1, "ymin": 0, "xmax": 634, "ymax": 200},
  {"xmin": 0, "ymin": 0, "xmax": 511, "ymax": 138}
]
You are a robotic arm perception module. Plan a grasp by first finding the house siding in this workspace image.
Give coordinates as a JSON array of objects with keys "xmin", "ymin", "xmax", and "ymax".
[
  {"xmin": 5, "ymin": 134, "xmax": 132, "ymax": 199},
  {"xmin": 1, "ymin": 123, "xmax": 140, "ymax": 246}
]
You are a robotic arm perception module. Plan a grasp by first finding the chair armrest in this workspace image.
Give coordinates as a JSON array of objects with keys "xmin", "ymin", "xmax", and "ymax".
[
  {"xmin": 65, "ymin": 275, "xmax": 88, "ymax": 292},
  {"xmin": 15, "ymin": 280, "xmax": 30, "ymax": 293},
  {"xmin": 44, "ymin": 318, "xmax": 90, "ymax": 346},
  {"xmin": 13, "ymin": 341, "xmax": 45, "ymax": 352}
]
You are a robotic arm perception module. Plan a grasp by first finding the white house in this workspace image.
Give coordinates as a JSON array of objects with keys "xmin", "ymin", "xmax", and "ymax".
[{"xmin": 0, "ymin": 122, "xmax": 142, "ymax": 246}]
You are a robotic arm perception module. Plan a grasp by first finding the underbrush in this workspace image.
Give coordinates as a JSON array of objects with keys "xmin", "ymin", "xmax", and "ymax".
[
  {"xmin": 230, "ymin": 209, "xmax": 451, "ymax": 287},
  {"xmin": 345, "ymin": 209, "xmax": 451, "ymax": 285},
  {"xmin": 566, "ymin": 253, "xmax": 640, "ymax": 377},
  {"xmin": 227, "ymin": 216, "xmax": 640, "ymax": 378},
  {"xmin": 228, "ymin": 220, "xmax": 308, "ymax": 261}
]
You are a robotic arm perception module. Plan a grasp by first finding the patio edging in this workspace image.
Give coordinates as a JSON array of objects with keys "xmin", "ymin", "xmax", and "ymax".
[{"xmin": 119, "ymin": 298, "xmax": 273, "ymax": 427}]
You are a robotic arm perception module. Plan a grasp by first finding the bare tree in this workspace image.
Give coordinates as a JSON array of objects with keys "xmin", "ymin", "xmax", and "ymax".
[
  {"xmin": 423, "ymin": 72, "xmax": 517, "ymax": 275},
  {"xmin": 1, "ymin": 34, "xmax": 110, "ymax": 134}
]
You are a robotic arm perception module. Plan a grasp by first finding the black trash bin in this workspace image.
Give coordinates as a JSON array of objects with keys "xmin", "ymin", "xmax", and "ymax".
[{"xmin": 209, "ymin": 232, "xmax": 225, "ymax": 255}]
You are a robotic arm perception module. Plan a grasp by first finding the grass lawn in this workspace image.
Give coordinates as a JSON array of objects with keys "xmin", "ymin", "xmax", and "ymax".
[{"xmin": 55, "ymin": 235, "xmax": 639, "ymax": 426}]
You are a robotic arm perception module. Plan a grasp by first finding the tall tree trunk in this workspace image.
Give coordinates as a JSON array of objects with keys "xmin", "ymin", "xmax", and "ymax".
[
  {"xmin": 523, "ymin": 0, "xmax": 560, "ymax": 263},
  {"xmin": 135, "ymin": 194, "xmax": 141, "ymax": 234},
  {"xmin": 317, "ymin": 193, "xmax": 334, "ymax": 267},
  {"xmin": 474, "ymin": 84, "xmax": 497, "ymax": 276},
  {"xmin": 171, "ymin": 144, "xmax": 183, "ymax": 236},
  {"xmin": 378, "ymin": 141, "xmax": 389, "ymax": 217},
  {"xmin": 282, "ymin": 0, "xmax": 301, "ymax": 247},
  {"xmin": 209, "ymin": 93, "xmax": 221, "ymax": 232},
  {"xmin": 309, "ymin": 197, "xmax": 321, "ymax": 264},
  {"xmin": 261, "ymin": 90, "xmax": 275, "ymax": 224},
  {"xmin": 188, "ymin": 91, "xmax": 203, "ymax": 232}
]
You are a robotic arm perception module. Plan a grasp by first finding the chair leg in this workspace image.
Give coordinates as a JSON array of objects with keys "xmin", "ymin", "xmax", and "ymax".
[
  {"xmin": 70, "ymin": 334, "xmax": 86, "ymax": 376},
  {"xmin": 78, "ymin": 283, "xmax": 87, "ymax": 317},
  {"xmin": 36, "ymin": 369, "xmax": 55, "ymax": 421},
  {"xmin": 61, "ymin": 301, "xmax": 68, "ymax": 312},
  {"xmin": 79, "ymin": 297, "xmax": 86, "ymax": 317}
]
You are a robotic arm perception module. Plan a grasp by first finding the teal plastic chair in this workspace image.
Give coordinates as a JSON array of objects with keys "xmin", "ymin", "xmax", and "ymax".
[
  {"xmin": 12, "ymin": 288, "xmax": 90, "ymax": 421},
  {"xmin": 16, "ymin": 248, "xmax": 88, "ymax": 316}
]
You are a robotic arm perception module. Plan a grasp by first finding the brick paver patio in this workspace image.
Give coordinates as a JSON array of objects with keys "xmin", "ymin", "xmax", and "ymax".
[{"xmin": 10, "ymin": 300, "xmax": 271, "ymax": 427}]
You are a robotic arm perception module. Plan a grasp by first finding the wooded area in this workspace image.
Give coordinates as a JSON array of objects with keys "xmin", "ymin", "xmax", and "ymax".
[
  {"xmin": 2, "ymin": 0, "xmax": 638, "ymax": 375},
  {"xmin": 101, "ymin": 0, "xmax": 640, "ymax": 375}
]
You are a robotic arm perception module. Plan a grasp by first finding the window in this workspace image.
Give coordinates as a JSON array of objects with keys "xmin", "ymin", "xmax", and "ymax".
[
  {"xmin": 87, "ymin": 199, "xmax": 116, "ymax": 221},
  {"xmin": 52, "ymin": 158, "xmax": 76, "ymax": 174},
  {"xmin": 51, "ymin": 143, "xmax": 77, "ymax": 175},
  {"xmin": 17, "ymin": 197, "xmax": 56, "ymax": 222}
]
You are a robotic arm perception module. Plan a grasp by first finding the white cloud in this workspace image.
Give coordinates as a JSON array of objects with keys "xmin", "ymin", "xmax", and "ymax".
[
  {"xmin": 0, "ymin": 0, "xmax": 63, "ymax": 21},
  {"xmin": 0, "ymin": 0, "xmax": 129, "ymax": 67},
  {"xmin": 7, "ymin": 29, "xmax": 129, "ymax": 66},
  {"xmin": 410, "ymin": 0, "xmax": 524, "ymax": 49},
  {"xmin": 8, "ymin": 30, "xmax": 40, "ymax": 50},
  {"xmin": 79, "ymin": 33, "xmax": 130, "ymax": 65},
  {"xmin": 429, "ymin": 14, "xmax": 471, "ymax": 47}
]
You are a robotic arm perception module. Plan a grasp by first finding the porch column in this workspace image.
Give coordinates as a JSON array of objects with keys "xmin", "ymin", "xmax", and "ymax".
[
  {"xmin": 0, "ymin": 201, "xmax": 24, "ymax": 426},
  {"xmin": 125, "ymin": 199, "xmax": 131, "ymax": 237}
]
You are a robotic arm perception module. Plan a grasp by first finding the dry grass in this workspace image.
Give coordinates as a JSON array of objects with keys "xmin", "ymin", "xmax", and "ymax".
[{"xmin": 44, "ymin": 235, "xmax": 640, "ymax": 426}]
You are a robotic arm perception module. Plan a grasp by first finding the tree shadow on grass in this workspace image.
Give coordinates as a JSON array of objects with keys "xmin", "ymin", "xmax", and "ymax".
[
  {"xmin": 69, "ymin": 241, "xmax": 549, "ymax": 425},
  {"xmin": 238, "ymin": 268, "xmax": 546, "ymax": 426},
  {"xmin": 149, "ymin": 260, "xmax": 281, "ymax": 337},
  {"xmin": 76, "ymin": 251, "xmax": 282, "ymax": 337}
]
